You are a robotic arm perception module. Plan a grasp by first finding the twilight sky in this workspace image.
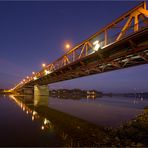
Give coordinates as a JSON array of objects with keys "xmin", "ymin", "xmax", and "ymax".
[{"xmin": 0, "ymin": 1, "xmax": 148, "ymax": 93}]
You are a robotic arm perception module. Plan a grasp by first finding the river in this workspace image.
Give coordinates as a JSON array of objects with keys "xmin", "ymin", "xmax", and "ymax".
[{"xmin": 0, "ymin": 94, "xmax": 147, "ymax": 146}]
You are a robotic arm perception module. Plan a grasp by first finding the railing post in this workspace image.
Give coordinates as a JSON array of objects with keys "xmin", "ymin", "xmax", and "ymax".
[{"xmin": 104, "ymin": 30, "xmax": 108, "ymax": 46}]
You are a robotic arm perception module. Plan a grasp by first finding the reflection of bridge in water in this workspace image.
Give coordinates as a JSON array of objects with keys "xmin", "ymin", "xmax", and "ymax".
[
  {"xmin": 9, "ymin": 95, "xmax": 112, "ymax": 147},
  {"xmin": 11, "ymin": 2, "xmax": 148, "ymax": 96}
]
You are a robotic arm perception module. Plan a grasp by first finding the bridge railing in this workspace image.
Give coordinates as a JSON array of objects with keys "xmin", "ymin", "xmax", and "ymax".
[
  {"xmin": 12, "ymin": 1, "xmax": 148, "ymax": 90},
  {"xmin": 39, "ymin": 18, "xmax": 148, "ymax": 75}
]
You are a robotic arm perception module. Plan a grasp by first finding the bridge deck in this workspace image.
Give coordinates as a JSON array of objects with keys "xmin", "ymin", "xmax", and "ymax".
[{"xmin": 29, "ymin": 28, "xmax": 148, "ymax": 86}]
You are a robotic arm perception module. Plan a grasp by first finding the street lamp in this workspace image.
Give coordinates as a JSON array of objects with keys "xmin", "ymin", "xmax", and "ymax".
[
  {"xmin": 65, "ymin": 43, "xmax": 70, "ymax": 49},
  {"xmin": 42, "ymin": 63, "xmax": 46, "ymax": 68}
]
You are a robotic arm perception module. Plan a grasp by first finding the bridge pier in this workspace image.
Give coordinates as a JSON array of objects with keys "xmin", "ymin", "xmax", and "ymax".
[
  {"xmin": 18, "ymin": 86, "xmax": 34, "ymax": 95},
  {"xmin": 34, "ymin": 85, "xmax": 49, "ymax": 96},
  {"xmin": 34, "ymin": 85, "xmax": 49, "ymax": 106}
]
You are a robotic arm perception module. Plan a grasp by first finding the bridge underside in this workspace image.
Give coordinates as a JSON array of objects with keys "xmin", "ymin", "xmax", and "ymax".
[
  {"xmin": 16, "ymin": 85, "xmax": 49, "ymax": 97},
  {"xmin": 15, "ymin": 85, "xmax": 49, "ymax": 107},
  {"xmin": 23, "ymin": 28, "xmax": 148, "ymax": 86}
]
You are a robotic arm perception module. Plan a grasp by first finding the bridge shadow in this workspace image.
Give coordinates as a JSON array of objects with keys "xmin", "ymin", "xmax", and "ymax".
[{"xmin": 10, "ymin": 95, "xmax": 112, "ymax": 147}]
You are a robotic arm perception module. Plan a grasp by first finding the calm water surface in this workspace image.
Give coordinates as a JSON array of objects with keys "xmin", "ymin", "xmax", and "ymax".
[
  {"xmin": 0, "ymin": 94, "xmax": 147, "ymax": 146},
  {"xmin": 48, "ymin": 96, "xmax": 148, "ymax": 127},
  {"xmin": 0, "ymin": 95, "xmax": 64, "ymax": 147}
]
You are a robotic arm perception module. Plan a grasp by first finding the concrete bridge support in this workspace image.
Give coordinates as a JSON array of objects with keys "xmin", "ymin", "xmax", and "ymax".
[
  {"xmin": 18, "ymin": 86, "xmax": 34, "ymax": 95},
  {"xmin": 34, "ymin": 85, "xmax": 49, "ymax": 96},
  {"xmin": 34, "ymin": 85, "xmax": 49, "ymax": 106}
]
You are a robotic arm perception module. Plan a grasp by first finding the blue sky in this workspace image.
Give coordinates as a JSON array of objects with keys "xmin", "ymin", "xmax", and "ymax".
[{"xmin": 0, "ymin": 1, "xmax": 148, "ymax": 93}]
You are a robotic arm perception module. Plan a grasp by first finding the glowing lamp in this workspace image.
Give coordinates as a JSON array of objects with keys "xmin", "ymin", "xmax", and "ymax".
[{"xmin": 93, "ymin": 40, "xmax": 101, "ymax": 51}]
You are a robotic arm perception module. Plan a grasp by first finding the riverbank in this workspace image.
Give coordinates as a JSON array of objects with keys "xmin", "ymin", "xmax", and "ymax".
[
  {"xmin": 111, "ymin": 106, "xmax": 148, "ymax": 146},
  {"xmin": 28, "ymin": 104, "xmax": 148, "ymax": 146}
]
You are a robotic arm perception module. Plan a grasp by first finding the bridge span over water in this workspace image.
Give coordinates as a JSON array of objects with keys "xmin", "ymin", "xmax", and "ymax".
[{"xmin": 11, "ymin": 2, "xmax": 148, "ymax": 95}]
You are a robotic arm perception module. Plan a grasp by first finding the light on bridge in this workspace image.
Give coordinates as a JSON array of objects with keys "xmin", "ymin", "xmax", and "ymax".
[
  {"xmin": 32, "ymin": 72, "xmax": 35, "ymax": 75},
  {"xmin": 44, "ymin": 69, "xmax": 51, "ymax": 75},
  {"xmin": 93, "ymin": 40, "xmax": 101, "ymax": 51},
  {"xmin": 65, "ymin": 44, "xmax": 70, "ymax": 49},
  {"xmin": 42, "ymin": 63, "xmax": 46, "ymax": 68},
  {"xmin": 63, "ymin": 42, "xmax": 71, "ymax": 52},
  {"xmin": 34, "ymin": 76, "xmax": 37, "ymax": 80}
]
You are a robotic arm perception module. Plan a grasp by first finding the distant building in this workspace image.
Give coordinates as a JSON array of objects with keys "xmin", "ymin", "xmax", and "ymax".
[{"xmin": 49, "ymin": 89, "xmax": 103, "ymax": 99}]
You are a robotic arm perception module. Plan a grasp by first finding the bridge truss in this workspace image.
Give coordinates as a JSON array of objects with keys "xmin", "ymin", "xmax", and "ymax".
[{"xmin": 12, "ymin": 1, "xmax": 148, "ymax": 91}]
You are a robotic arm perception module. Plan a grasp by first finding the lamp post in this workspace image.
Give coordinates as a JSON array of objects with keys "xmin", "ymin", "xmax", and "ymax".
[
  {"xmin": 42, "ymin": 63, "xmax": 46, "ymax": 68},
  {"xmin": 65, "ymin": 43, "xmax": 70, "ymax": 50}
]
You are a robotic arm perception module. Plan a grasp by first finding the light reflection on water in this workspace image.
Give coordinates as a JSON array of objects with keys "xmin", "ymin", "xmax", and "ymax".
[
  {"xmin": 0, "ymin": 95, "xmax": 64, "ymax": 147},
  {"xmin": 48, "ymin": 96, "xmax": 148, "ymax": 127},
  {"xmin": 7, "ymin": 95, "xmax": 107, "ymax": 147},
  {"xmin": 9, "ymin": 95, "xmax": 55, "ymax": 132},
  {"xmin": 0, "ymin": 94, "xmax": 148, "ymax": 147}
]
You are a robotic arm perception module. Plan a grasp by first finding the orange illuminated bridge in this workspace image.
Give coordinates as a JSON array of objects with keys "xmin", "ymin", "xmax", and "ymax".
[{"xmin": 11, "ymin": 2, "xmax": 148, "ymax": 94}]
